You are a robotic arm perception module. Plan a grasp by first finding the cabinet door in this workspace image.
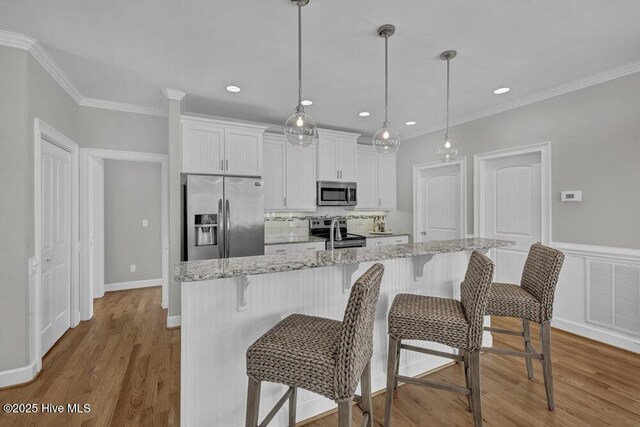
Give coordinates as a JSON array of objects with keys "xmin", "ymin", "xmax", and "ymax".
[
  {"xmin": 225, "ymin": 129, "xmax": 262, "ymax": 176},
  {"xmin": 181, "ymin": 122, "xmax": 225, "ymax": 174},
  {"xmin": 377, "ymin": 151, "xmax": 397, "ymax": 209},
  {"xmin": 337, "ymin": 138, "xmax": 357, "ymax": 182},
  {"xmin": 356, "ymin": 146, "xmax": 378, "ymax": 209},
  {"xmin": 286, "ymin": 141, "xmax": 317, "ymax": 210},
  {"xmin": 263, "ymin": 137, "xmax": 286, "ymax": 211},
  {"xmin": 317, "ymin": 135, "xmax": 339, "ymax": 181}
]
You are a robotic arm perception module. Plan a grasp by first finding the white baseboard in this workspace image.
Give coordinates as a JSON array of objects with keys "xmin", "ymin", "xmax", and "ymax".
[
  {"xmin": 0, "ymin": 359, "xmax": 39, "ymax": 388},
  {"xmin": 167, "ymin": 314, "xmax": 181, "ymax": 328},
  {"xmin": 552, "ymin": 318, "xmax": 640, "ymax": 353},
  {"xmin": 104, "ymin": 278, "xmax": 161, "ymax": 292}
]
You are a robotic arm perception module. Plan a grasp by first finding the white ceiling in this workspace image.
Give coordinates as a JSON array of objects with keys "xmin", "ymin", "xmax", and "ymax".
[{"xmin": 2, "ymin": 0, "xmax": 640, "ymax": 137}]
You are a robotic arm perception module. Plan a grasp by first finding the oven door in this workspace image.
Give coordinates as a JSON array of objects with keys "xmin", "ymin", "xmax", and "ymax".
[{"xmin": 317, "ymin": 181, "xmax": 351, "ymax": 206}]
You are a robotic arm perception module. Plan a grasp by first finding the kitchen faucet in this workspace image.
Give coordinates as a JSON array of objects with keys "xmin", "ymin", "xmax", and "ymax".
[{"xmin": 329, "ymin": 218, "xmax": 342, "ymax": 250}]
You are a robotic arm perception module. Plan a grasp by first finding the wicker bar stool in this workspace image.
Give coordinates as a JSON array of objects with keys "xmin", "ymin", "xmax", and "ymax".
[
  {"xmin": 245, "ymin": 263, "xmax": 384, "ymax": 427},
  {"xmin": 482, "ymin": 242, "xmax": 564, "ymax": 411},
  {"xmin": 384, "ymin": 251, "xmax": 495, "ymax": 427}
]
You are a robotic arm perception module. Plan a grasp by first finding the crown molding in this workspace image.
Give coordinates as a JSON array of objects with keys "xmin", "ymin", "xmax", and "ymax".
[
  {"xmin": 0, "ymin": 29, "xmax": 166, "ymax": 117},
  {"xmin": 402, "ymin": 58, "xmax": 640, "ymax": 141},
  {"xmin": 79, "ymin": 97, "xmax": 167, "ymax": 117},
  {"xmin": 162, "ymin": 88, "xmax": 187, "ymax": 101}
]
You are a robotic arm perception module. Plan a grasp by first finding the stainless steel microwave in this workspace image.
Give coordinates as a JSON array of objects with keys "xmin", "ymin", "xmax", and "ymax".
[{"xmin": 317, "ymin": 181, "xmax": 357, "ymax": 206}]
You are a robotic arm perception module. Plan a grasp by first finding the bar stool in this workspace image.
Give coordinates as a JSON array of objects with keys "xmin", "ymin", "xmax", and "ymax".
[
  {"xmin": 245, "ymin": 263, "xmax": 384, "ymax": 427},
  {"xmin": 482, "ymin": 242, "xmax": 564, "ymax": 411},
  {"xmin": 384, "ymin": 251, "xmax": 495, "ymax": 427}
]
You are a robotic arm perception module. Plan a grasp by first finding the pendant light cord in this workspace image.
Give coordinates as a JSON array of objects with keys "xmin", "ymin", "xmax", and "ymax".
[
  {"xmin": 445, "ymin": 58, "xmax": 450, "ymax": 139},
  {"xmin": 384, "ymin": 35, "xmax": 389, "ymax": 124},
  {"xmin": 297, "ymin": 2, "xmax": 303, "ymax": 108}
]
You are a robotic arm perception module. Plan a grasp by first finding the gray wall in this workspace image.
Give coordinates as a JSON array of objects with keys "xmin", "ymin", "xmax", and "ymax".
[
  {"xmin": 389, "ymin": 72, "xmax": 640, "ymax": 250},
  {"xmin": 0, "ymin": 47, "xmax": 31, "ymax": 371},
  {"xmin": 104, "ymin": 160, "xmax": 162, "ymax": 284}
]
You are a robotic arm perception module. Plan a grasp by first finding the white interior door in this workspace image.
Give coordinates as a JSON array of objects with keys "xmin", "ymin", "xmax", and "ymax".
[
  {"xmin": 414, "ymin": 159, "xmax": 466, "ymax": 242},
  {"xmin": 479, "ymin": 151, "xmax": 542, "ymax": 250},
  {"xmin": 41, "ymin": 139, "xmax": 72, "ymax": 356},
  {"xmin": 89, "ymin": 157, "xmax": 105, "ymax": 298}
]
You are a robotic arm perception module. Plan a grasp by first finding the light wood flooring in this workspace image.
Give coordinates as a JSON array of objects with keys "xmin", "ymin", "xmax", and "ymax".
[{"xmin": 1, "ymin": 287, "xmax": 639, "ymax": 426}]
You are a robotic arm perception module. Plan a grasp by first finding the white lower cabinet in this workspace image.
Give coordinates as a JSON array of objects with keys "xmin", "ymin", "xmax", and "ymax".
[
  {"xmin": 263, "ymin": 134, "xmax": 317, "ymax": 211},
  {"xmin": 356, "ymin": 145, "xmax": 397, "ymax": 210},
  {"xmin": 366, "ymin": 235, "xmax": 409, "ymax": 247},
  {"xmin": 264, "ymin": 241, "xmax": 326, "ymax": 254}
]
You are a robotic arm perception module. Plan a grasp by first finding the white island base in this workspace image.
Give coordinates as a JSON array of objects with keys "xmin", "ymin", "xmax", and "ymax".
[{"xmin": 180, "ymin": 248, "xmax": 500, "ymax": 427}]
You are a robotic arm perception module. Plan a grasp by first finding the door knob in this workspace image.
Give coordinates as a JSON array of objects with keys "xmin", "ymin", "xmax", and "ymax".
[
  {"xmin": 45, "ymin": 258, "xmax": 52, "ymax": 262},
  {"xmin": 420, "ymin": 231, "xmax": 426, "ymax": 236}
]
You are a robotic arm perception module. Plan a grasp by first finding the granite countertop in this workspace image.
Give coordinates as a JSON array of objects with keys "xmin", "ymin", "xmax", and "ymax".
[
  {"xmin": 264, "ymin": 235, "xmax": 326, "ymax": 246},
  {"xmin": 361, "ymin": 232, "xmax": 410, "ymax": 238},
  {"xmin": 176, "ymin": 238, "xmax": 514, "ymax": 282}
]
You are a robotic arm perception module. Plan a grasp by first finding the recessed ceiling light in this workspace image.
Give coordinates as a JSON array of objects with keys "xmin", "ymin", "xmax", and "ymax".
[
  {"xmin": 226, "ymin": 85, "xmax": 242, "ymax": 93},
  {"xmin": 493, "ymin": 87, "xmax": 510, "ymax": 94},
  {"xmin": 358, "ymin": 112, "xmax": 370, "ymax": 117},
  {"xmin": 301, "ymin": 99, "xmax": 313, "ymax": 106},
  {"xmin": 405, "ymin": 121, "xmax": 417, "ymax": 126}
]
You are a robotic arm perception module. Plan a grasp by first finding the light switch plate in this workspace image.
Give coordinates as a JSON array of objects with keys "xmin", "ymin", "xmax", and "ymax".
[
  {"xmin": 130, "ymin": 264, "xmax": 136, "ymax": 272},
  {"xmin": 142, "ymin": 219, "xmax": 148, "ymax": 227},
  {"xmin": 561, "ymin": 190, "xmax": 582, "ymax": 202}
]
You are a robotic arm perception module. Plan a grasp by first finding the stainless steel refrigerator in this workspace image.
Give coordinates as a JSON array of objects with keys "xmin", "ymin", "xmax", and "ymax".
[{"xmin": 184, "ymin": 175, "xmax": 264, "ymax": 260}]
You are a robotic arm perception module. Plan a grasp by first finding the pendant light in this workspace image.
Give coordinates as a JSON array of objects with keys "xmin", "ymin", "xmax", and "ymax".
[
  {"xmin": 284, "ymin": 0, "xmax": 318, "ymax": 147},
  {"xmin": 372, "ymin": 24, "xmax": 400, "ymax": 154},
  {"xmin": 436, "ymin": 50, "xmax": 460, "ymax": 162}
]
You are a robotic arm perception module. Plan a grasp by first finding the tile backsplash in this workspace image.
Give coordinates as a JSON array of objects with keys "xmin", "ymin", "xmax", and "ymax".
[{"xmin": 264, "ymin": 211, "xmax": 386, "ymax": 239}]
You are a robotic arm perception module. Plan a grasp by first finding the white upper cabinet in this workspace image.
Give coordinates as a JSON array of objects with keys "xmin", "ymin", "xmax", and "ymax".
[
  {"xmin": 356, "ymin": 146, "xmax": 378, "ymax": 209},
  {"xmin": 181, "ymin": 121, "xmax": 225, "ymax": 174},
  {"xmin": 263, "ymin": 136, "xmax": 286, "ymax": 210},
  {"xmin": 263, "ymin": 134, "xmax": 317, "ymax": 212},
  {"xmin": 317, "ymin": 130, "xmax": 359, "ymax": 182},
  {"xmin": 377, "ymin": 149, "xmax": 397, "ymax": 209},
  {"xmin": 286, "ymin": 140, "xmax": 317, "ymax": 210},
  {"xmin": 355, "ymin": 145, "xmax": 397, "ymax": 210},
  {"xmin": 181, "ymin": 116, "xmax": 267, "ymax": 176}
]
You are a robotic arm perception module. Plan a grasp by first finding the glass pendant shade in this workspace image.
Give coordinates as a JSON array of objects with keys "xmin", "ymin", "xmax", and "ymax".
[
  {"xmin": 284, "ymin": 108, "xmax": 318, "ymax": 147},
  {"xmin": 373, "ymin": 122, "xmax": 400, "ymax": 154},
  {"xmin": 436, "ymin": 135, "xmax": 460, "ymax": 162}
]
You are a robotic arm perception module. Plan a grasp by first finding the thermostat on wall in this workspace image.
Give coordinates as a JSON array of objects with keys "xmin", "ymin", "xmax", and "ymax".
[{"xmin": 561, "ymin": 191, "xmax": 582, "ymax": 202}]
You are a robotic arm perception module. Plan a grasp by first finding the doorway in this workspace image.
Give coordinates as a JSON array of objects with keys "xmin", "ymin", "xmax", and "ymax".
[
  {"xmin": 33, "ymin": 119, "xmax": 80, "ymax": 368},
  {"xmin": 79, "ymin": 149, "xmax": 169, "ymax": 321},
  {"xmin": 474, "ymin": 143, "xmax": 551, "ymax": 282},
  {"xmin": 413, "ymin": 158, "xmax": 467, "ymax": 242}
]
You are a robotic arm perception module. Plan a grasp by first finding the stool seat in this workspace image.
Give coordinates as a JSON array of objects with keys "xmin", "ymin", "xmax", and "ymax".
[
  {"xmin": 389, "ymin": 294, "xmax": 470, "ymax": 349},
  {"xmin": 486, "ymin": 282, "xmax": 543, "ymax": 322},
  {"xmin": 247, "ymin": 314, "xmax": 342, "ymax": 400}
]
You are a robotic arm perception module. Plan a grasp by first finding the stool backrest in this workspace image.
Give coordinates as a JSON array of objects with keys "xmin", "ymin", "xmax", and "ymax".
[
  {"xmin": 460, "ymin": 251, "xmax": 495, "ymax": 349},
  {"xmin": 520, "ymin": 242, "xmax": 565, "ymax": 321},
  {"xmin": 335, "ymin": 263, "xmax": 384, "ymax": 400}
]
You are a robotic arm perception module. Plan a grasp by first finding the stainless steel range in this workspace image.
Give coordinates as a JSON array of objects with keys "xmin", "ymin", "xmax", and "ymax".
[{"xmin": 309, "ymin": 218, "xmax": 366, "ymax": 249}]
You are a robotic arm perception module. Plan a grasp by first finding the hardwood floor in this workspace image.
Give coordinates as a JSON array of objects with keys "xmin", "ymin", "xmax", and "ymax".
[
  {"xmin": 306, "ymin": 317, "xmax": 640, "ymax": 427},
  {"xmin": 0, "ymin": 287, "xmax": 179, "ymax": 427},
  {"xmin": 1, "ymin": 287, "xmax": 639, "ymax": 426}
]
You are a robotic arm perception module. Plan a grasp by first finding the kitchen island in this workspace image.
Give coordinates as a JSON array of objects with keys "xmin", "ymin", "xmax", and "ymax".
[{"xmin": 177, "ymin": 238, "xmax": 513, "ymax": 427}]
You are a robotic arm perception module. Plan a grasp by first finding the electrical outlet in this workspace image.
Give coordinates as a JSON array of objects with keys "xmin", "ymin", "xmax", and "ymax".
[
  {"xmin": 142, "ymin": 219, "xmax": 148, "ymax": 227},
  {"xmin": 130, "ymin": 264, "xmax": 136, "ymax": 273}
]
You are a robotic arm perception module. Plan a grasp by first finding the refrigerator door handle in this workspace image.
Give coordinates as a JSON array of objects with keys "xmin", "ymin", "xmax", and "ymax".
[
  {"xmin": 217, "ymin": 199, "xmax": 223, "ymax": 258},
  {"xmin": 225, "ymin": 199, "xmax": 230, "ymax": 257}
]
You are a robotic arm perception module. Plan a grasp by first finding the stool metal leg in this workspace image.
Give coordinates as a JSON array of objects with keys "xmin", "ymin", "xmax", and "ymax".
[
  {"xmin": 540, "ymin": 321, "xmax": 555, "ymax": 411},
  {"xmin": 289, "ymin": 387, "xmax": 297, "ymax": 426},
  {"xmin": 523, "ymin": 319, "xmax": 534, "ymax": 380},
  {"xmin": 384, "ymin": 336, "xmax": 400, "ymax": 426},
  {"xmin": 246, "ymin": 377, "xmax": 261, "ymax": 427},
  {"xmin": 337, "ymin": 399, "xmax": 353, "ymax": 427},
  {"xmin": 393, "ymin": 342, "xmax": 401, "ymax": 390},
  {"xmin": 469, "ymin": 350, "xmax": 483, "ymax": 427},
  {"xmin": 359, "ymin": 361, "xmax": 373, "ymax": 427}
]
